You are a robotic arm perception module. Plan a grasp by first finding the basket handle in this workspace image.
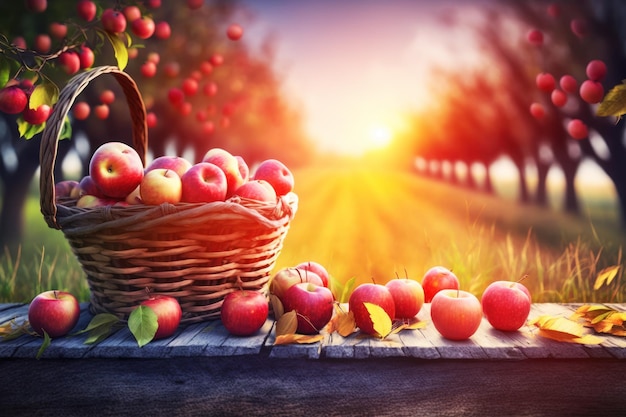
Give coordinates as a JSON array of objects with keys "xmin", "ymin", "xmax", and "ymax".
[{"xmin": 39, "ymin": 66, "xmax": 148, "ymax": 230}]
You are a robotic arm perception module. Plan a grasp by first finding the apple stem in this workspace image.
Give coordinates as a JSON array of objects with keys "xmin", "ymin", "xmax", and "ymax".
[
  {"xmin": 53, "ymin": 290, "xmax": 59, "ymax": 299},
  {"xmin": 517, "ymin": 274, "xmax": 529, "ymax": 284},
  {"xmin": 370, "ymin": 276, "xmax": 377, "ymax": 285}
]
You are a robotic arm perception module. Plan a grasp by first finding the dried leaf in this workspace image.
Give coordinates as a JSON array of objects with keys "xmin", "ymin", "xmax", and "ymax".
[
  {"xmin": 275, "ymin": 310, "xmax": 297, "ymax": 336},
  {"xmin": 530, "ymin": 314, "xmax": 604, "ymax": 345},
  {"xmin": 269, "ymin": 294, "xmax": 284, "ymax": 321},
  {"xmin": 404, "ymin": 317, "xmax": 428, "ymax": 330},
  {"xmin": 274, "ymin": 333, "xmax": 324, "ymax": 345},
  {"xmin": 364, "ymin": 302, "xmax": 392, "ymax": 339},
  {"xmin": 593, "ymin": 265, "xmax": 620, "ymax": 290},
  {"xmin": 0, "ymin": 318, "xmax": 31, "ymax": 341},
  {"xmin": 537, "ymin": 329, "xmax": 603, "ymax": 345},
  {"xmin": 326, "ymin": 305, "xmax": 356, "ymax": 337},
  {"xmin": 596, "ymin": 81, "xmax": 626, "ymax": 120},
  {"xmin": 572, "ymin": 304, "xmax": 626, "ymax": 337}
]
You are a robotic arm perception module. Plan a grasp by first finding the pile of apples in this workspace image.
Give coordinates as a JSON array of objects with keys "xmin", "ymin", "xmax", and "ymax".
[
  {"xmin": 54, "ymin": 141, "xmax": 295, "ymax": 208},
  {"xmin": 348, "ymin": 266, "xmax": 532, "ymax": 341},
  {"xmin": 221, "ymin": 261, "xmax": 332, "ymax": 336}
]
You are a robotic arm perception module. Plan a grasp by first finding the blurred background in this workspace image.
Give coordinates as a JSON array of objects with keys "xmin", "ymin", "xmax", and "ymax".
[{"xmin": 1, "ymin": 0, "xmax": 625, "ymax": 303}]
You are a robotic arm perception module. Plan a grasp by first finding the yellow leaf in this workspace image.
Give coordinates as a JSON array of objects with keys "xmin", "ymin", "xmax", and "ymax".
[
  {"xmin": 596, "ymin": 82, "xmax": 626, "ymax": 120},
  {"xmin": 275, "ymin": 310, "xmax": 297, "ymax": 336},
  {"xmin": 593, "ymin": 265, "xmax": 620, "ymax": 290},
  {"xmin": 326, "ymin": 306, "xmax": 356, "ymax": 337},
  {"xmin": 404, "ymin": 317, "xmax": 428, "ymax": 330},
  {"xmin": 275, "ymin": 333, "xmax": 324, "ymax": 345},
  {"xmin": 538, "ymin": 329, "xmax": 603, "ymax": 345},
  {"xmin": 105, "ymin": 31, "xmax": 128, "ymax": 70},
  {"xmin": 269, "ymin": 294, "xmax": 284, "ymax": 321},
  {"xmin": 364, "ymin": 302, "xmax": 392, "ymax": 339}
]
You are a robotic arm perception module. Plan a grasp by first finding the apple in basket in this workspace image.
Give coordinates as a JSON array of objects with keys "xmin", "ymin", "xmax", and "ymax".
[
  {"xmin": 181, "ymin": 162, "xmax": 228, "ymax": 203},
  {"xmin": 145, "ymin": 155, "xmax": 192, "ymax": 178},
  {"xmin": 140, "ymin": 168, "xmax": 183, "ymax": 205},
  {"xmin": 28, "ymin": 290, "xmax": 81, "ymax": 338},
  {"xmin": 221, "ymin": 290, "xmax": 269, "ymax": 336},
  {"xmin": 253, "ymin": 159, "xmax": 295, "ymax": 196},
  {"xmin": 89, "ymin": 142, "xmax": 144, "ymax": 199},
  {"xmin": 233, "ymin": 179, "xmax": 277, "ymax": 203},
  {"xmin": 202, "ymin": 148, "xmax": 246, "ymax": 198}
]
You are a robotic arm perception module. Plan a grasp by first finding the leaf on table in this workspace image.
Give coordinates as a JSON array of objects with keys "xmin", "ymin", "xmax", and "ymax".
[
  {"xmin": 529, "ymin": 314, "xmax": 603, "ymax": 345},
  {"xmin": 364, "ymin": 302, "xmax": 392, "ymax": 339},
  {"xmin": 326, "ymin": 304, "xmax": 356, "ymax": 337},
  {"xmin": 74, "ymin": 313, "xmax": 122, "ymax": 345},
  {"xmin": 596, "ymin": 81, "xmax": 626, "ymax": 120},
  {"xmin": 571, "ymin": 304, "xmax": 626, "ymax": 337},
  {"xmin": 128, "ymin": 305, "xmax": 158, "ymax": 347},
  {"xmin": 274, "ymin": 333, "xmax": 324, "ymax": 345},
  {"xmin": 0, "ymin": 318, "xmax": 33, "ymax": 341},
  {"xmin": 593, "ymin": 265, "xmax": 620, "ymax": 290},
  {"xmin": 403, "ymin": 317, "xmax": 428, "ymax": 330},
  {"xmin": 275, "ymin": 310, "xmax": 297, "ymax": 336},
  {"xmin": 36, "ymin": 331, "xmax": 51, "ymax": 359}
]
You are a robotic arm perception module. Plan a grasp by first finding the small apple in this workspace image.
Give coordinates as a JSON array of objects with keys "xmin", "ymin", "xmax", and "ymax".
[
  {"xmin": 220, "ymin": 290, "xmax": 269, "ymax": 336},
  {"xmin": 25, "ymin": 0, "xmax": 47, "ymax": 13},
  {"xmin": 430, "ymin": 289, "xmax": 482, "ymax": 341},
  {"xmin": 235, "ymin": 156, "xmax": 250, "ymax": 182},
  {"xmin": 481, "ymin": 281, "xmax": 531, "ymax": 331},
  {"xmin": 54, "ymin": 180, "xmax": 79, "ymax": 200},
  {"xmin": 139, "ymin": 295, "xmax": 182, "ymax": 340},
  {"xmin": 145, "ymin": 155, "xmax": 192, "ymax": 178},
  {"xmin": 295, "ymin": 261, "xmax": 330, "ymax": 288},
  {"xmin": 131, "ymin": 16, "xmax": 155, "ymax": 39},
  {"xmin": 385, "ymin": 278, "xmax": 425, "ymax": 319},
  {"xmin": 282, "ymin": 282, "xmax": 334, "ymax": 334},
  {"xmin": 34, "ymin": 34, "xmax": 51, "ymax": 53},
  {"xmin": 22, "ymin": 104, "xmax": 51, "ymax": 125},
  {"xmin": 269, "ymin": 267, "xmax": 322, "ymax": 301},
  {"xmin": 140, "ymin": 169, "xmax": 182, "ymax": 205},
  {"xmin": 253, "ymin": 159, "xmax": 294, "ymax": 196},
  {"xmin": 421, "ymin": 266, "xmax": 460, "ymax": 303},
  {"xmin": 154, "ymin": 21, "xmax": 171, "ymax": 40},
  {"xmin": 122, "ymin": 5, "xmax": 142, "ymax": 21},
  {"xmin": 58, "ymin": 51, "xmax": 80, "ymax": 75},
  {"xmin": 77, "ymin": 0, "xmax": 97, "ymax": 22},
  {"xmin": 180, "ymin": 162, "xmax": 227, "ymax": 203},
  {"xmin": 28, "ymin": 290, "xmax": 80, "ymax": 338},
  {"xmin": 75, "ymin": 175, "xmax": 104, "ymax": 198},
  {"xmin": 227, "ymin": 24, "xmax": 244, "ymax": 41},
  {"xmin": 89, "ymin": 142, "xmax": 144, "ymax": 199},
  {"xmin": 101, "ymin": 8, "xmax": 127, "ymax": 34},
  {"xmin": 73, "ymin": 101, "xmax": 90, "ymax": 120},
  {"xmin": 77, "ymin": 45, "xmax": 95, "ymax": 69},
  {"xmin": 0, "ymin": 86, "xmax": 28, "ymax": 114},
  {"xmin": 348, "ymin": 283, "xmax": 396, "ymax": 336},
  {"xmin": 76, "ymin": 194, "xmax": 116, "ymax": 208},
  {"xmin": 233, "ymin": 180, "xmax": 277, "ymax": 203},
  {"xmin": 202, "ymin": 148, "xmax": 246, "ymax": 197},
  {"xmin": 48, "ymin": 22, "xmax": 67, "ymax": 39}
]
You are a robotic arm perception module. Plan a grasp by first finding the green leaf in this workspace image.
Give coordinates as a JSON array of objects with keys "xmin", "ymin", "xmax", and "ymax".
[
  {"xmin": 105, "ymin": 31, "xmax": 129, "ymax": 70},
  {"xmin": 36, "ymin": 331, "xmax": 51, "ymax": 359},
  {"xmin": 76, "ymin": 313, "xmax": 120, "ymax": 334},
  {"xmin": 596, "ymin": 81, "xmax": 626, "ymax": 120},
  {"xmin": 59, "ymin": 116, "xmax": 72, "ymax": 140},
  {"xmin": 128, "ymin": 305, "xmax": 158, "ymax": 347},
  {"xmin": 29, "ymin": 82, "xmax": 59, "ymax": 109},
  {"xmin": 17, "ymin": 117, "xmax": 45, "ymax": 139},
  {"xmin": 0, "ymin": 55, "xmax": 11, "ymax": 88},
  {"xmin": 339, "ymin": 276, "xmax": 356, "ymax": 304},
  {"xmin": 364, "ymin": 302, "xmax": 392, "ymax": 339}
]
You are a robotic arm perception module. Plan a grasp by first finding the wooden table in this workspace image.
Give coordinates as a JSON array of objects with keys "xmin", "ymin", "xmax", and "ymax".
[{"xmin": 1, "ymin": 303, "xmax": 625, "ymax": 416}]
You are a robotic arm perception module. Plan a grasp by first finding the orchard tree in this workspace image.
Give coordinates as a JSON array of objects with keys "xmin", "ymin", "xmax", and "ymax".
[{"xmin": 0, "ymin": 0, "xmax": 313, "ymax": 250}]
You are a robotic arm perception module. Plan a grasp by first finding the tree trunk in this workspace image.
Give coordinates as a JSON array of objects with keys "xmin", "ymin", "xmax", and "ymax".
[{"xmin": 535, "ymin": 160, "xmax": 550, "ymax": 207}]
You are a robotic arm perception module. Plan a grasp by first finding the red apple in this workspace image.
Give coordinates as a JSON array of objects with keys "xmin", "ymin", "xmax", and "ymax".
[
  {"xmin": 131, "ymin": 16, "xmax": 155, "ymax": 39},
  {"xmin": 180, "ymin": 162, "xmax": 227, "ymax": 203},
  {"xmin": 140, "ymin": 169, "xmax": 182, "ymax": 205},
  {"xmin": 227, "ymin": 24, "xmax": 244, "ymax": 41},
  {"xmin": 154, "ymin": 21, "xmax": 171, "ymax": 39},
  {"xmin": 431, "ymin": 289, "xmax": 482, "ymax": 340},
  {"xmin": 559, "ymin": 75, "xmax": 578, "ymax": 94},
  {"xmin": 269, "ymin": 267, "xmax": 322, "ymax": 301},
  {"xmin": 76, "ymin": 194, "xmax": 116, "ymax": 208},
  {"xmin": 48, "ymin": 22, "xmax": 67, "ymax": 39},
  {"xmin": 28, "ymin": 290, "xmax": 80, "ymax": 338},
  {"xmin": 54, "ymin": 180, "xmax": 79, "ymax": 200},
  {"xmin": 253, "ymin": 159, "xmax": 294, "ymax": 196},
  {"xmin": 481, "ymin": 281, "xmax": 531, "ymax": 331},
  {"xmin": 76, "ymin": 175, "xmax": 104, "ymax": 198},
  {"xmin": 295, "ymin": 261, "xmax": 330, "ymax": 288},
  {"xmin": 122, "ymin": 5, "xmax": 141, "ymax": 22},
  {"xmin": 0, "ymin": 86, "xmax": 28, "ymax": 114},
  {"xmin": 77, "ymin": 45, "xmax": 95, "ymax": 69},
  {"xmin": 59, "ymin": 51, "xmax": 80, "ymax": 75},
  {"xmin": 233, "ymin": 180, "xmax": 277, "ymax": 203},
  {"xmin": 139, "ymin": 295, "xmax": 182, "ymax": 340},
  {"xmin": 385, "ymin": 278, "xmax": 425, "ymax": 319},
  {"xmin": 77, "ymin": 0, "xmax": 97, "ymax": 22},
  {"xmin": 235, "ymin": 156, "xmax": 250, "ymax": 182},
  {"xmin": 25, "ymin": 0, "xmax": 47, "ymax": 13},
  {"xmin": 202, "ymin": 148, "xmax": 246, "ymax": 197},
  {"xmin": 34, "ymin": 34, "xmax": 51, "ymax": 53},
  {"xmin": 535, "ymin": 72, "xmax": 556, "ymax": 93},
  {"xmin": 579, "ymin": 80, "xmax": 604, "ymax": 104},
  {"xmin": 141, "ymin": 61, "xmax": 157, "ymax": 78},
  {"xmin": 221, "ymin": 290, "xmax": 269, "ymax": 336},
  {"xmin": 529, "ymin": 102, "xmax": 545, "ymax": 120},
  {"xmin": 125, "ymin": 185, "xmax": 142, "ymax": 205},
  {"xmin": 101, "ymin": 9, "xmax": 127, "ymax": 34},
  {"xmin": 73, "ymin": 101, "xmax": 90, "ymax": 120},
  {"xmin": 22, "ymin": 104, "xmax": 51, "ymax": 125},
  {"xmin": 145, "ymin": 156, "xmax": 192, "ymax": 178},
  {"xmin": 421, "ymin": 266, "xmax": 460, "ymax": 302},
  {"xmin": 99, "ymin": 90, "xmax": 115, "ymax": 105},
  {"xmin": 348, "ymin": 283, "xmax": 396, "ymax": 336},
  {"xmin": 586, "ymin": 59, "xmax": 607, "ymax": 81},
  {"xmin": 282, "ymin": 282, "xmax": 334, "ymax": 334},
  {"xmin": 89, "ymin": 142, "xmax": 144, "ymax": 199}
]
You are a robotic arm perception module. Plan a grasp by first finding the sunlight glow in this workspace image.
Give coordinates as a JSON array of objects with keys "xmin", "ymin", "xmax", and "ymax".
[{"xmin": 368, "ymin": 124, "xmax": 393, "ymax": 149}]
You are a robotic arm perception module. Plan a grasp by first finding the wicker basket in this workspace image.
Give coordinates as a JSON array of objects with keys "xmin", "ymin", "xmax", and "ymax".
[{"xmin": 39, "ymin": 66, "xmax": 297, "ymax": 323}]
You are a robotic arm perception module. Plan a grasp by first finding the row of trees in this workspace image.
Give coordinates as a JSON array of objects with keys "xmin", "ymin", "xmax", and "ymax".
[
  {"xmin": 0, "ymin": 0, "xmax": 314, "ymax": 249},
  {"xmin": 392, "ymin": 0, "xmax": 626, "ymax": 229}
]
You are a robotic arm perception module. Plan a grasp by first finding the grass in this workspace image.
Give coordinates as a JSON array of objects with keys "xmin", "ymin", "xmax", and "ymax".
[{"xmin": 1, "ymin": 165, "xmax": 624, "ymax": 304}]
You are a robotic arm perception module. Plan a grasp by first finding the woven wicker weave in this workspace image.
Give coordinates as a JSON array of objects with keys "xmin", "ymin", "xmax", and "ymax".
[{"xmin": 39, "ymin": 66, "xmax": 297, "ymax": 323}]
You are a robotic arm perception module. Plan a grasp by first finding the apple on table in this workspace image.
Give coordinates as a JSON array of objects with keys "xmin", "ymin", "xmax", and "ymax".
[
  {"xmin": 421, "ymin": 266, "xmax": 460, "ymax": 303},
  {"xmin": 385, "ymin": 278, "xmax": 425, "ymax": 319},
  {"xmin": 28, "ymin": 290, "xmax": 81, "ymax": 338},
  {"xmin": 295, "ymin": 261, "xmax": 330, "ymax": 288},
  {"xmin": 139, "ymin": 295, "xmax": 182, "ymax": 340},
  {"xmin": 481, "ymin": 280, "xmax": 531, "ymax": 331},
  {"xmin": 282, "ymin": 282, "xmax": 334, "ymax": 334},
  {"xmin": 348, "ymin": 283, "xmax": 396, "ymax": 336},
  {"xmin": 221, "ymin": 290, "xmax": 269, "ymax": 336},
  {"xmin": 430, "ymin": 289, "xmax": 482, "ymax": 340}
]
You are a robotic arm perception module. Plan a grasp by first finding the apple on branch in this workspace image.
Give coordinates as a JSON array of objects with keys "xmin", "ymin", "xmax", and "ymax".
[{"xmin": 28, "ymin": 290, "xmax": 80, "ymax": 338}]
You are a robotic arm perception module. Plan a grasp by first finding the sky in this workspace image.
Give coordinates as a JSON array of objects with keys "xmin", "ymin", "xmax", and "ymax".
[{"xmin": 238, "ymin": 0, "xmax": 488, "ymax": 156}]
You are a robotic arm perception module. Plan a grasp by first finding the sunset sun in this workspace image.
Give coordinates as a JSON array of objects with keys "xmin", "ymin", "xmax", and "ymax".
[{"xmin": 368, "ymin": 124, "xmax": 393, "ymax": 149}]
